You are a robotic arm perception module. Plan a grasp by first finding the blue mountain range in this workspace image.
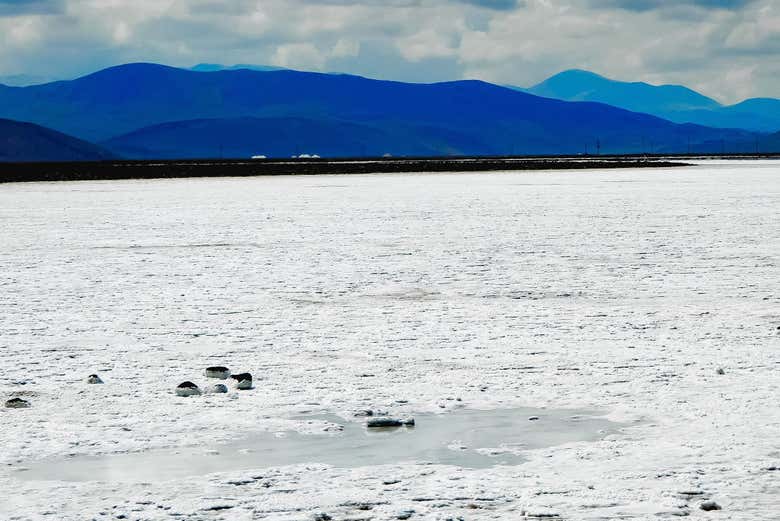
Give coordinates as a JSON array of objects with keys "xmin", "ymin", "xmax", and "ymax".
[
  {"xmin": 0, "ymin": 63, "xmax": 776, "ymax": 160},
  {"xmin": 524, "ymin": 69, "xmax": 780, "ymax": 132}
]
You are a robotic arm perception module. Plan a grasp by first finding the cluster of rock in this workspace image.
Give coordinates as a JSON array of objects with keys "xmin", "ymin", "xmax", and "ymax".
[
  {"xmin": 175, "ymin": 367, "xmax": 253, "ymax": 397},
  {"xmin": 5, "ymin": 368, "xmax": 254, "ymax": 407},
  {"xmin": 5, "ymin": 374, "xmax": 106, "ymax": 408}
]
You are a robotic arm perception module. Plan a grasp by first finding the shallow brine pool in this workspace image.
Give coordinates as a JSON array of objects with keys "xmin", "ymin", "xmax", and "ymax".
[{"xmin": 15, "ymin": 408, "xmax": 619, "ymax": 482}]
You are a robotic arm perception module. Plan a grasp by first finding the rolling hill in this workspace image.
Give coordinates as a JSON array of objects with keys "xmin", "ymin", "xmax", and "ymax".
[
  {"xmin": 0, "ymin": 63, "xmax": 771, "ymax": 158},
  {"xmin": 0, "ymin": 118, "xmax": 115, "ymax": 162},
  {"xmin": 526, "ymin": 70, "xmax": 780, "ymax": 133},
  {"xmin": 102, "ymin": 116, "xmax": 462, "ymax": 158}
]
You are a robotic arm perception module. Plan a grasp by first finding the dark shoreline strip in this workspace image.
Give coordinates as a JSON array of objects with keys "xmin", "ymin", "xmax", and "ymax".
[{"xmin": 0, "ymin": 156, "xmax": 691, "ymax": 184}]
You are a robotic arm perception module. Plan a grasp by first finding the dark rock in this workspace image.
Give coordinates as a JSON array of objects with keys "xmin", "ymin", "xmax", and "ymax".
[
  {"xmin": 87, "ymin": 374, "xmax": 104, "ymax": 384},
  {"xmin": 230, "ymin": 372, "xmax": 253, "ymax": 389},
  {"xmin": 4, "ymin": 398, "xmax": 30, "ymax": 408},
  {"xmin": 175, "ymin": 381, "xmax": 201, "ymax": 397},
  {"xmin": 230, "ymin": 373, "xmax": 252, "ymax": 382},
  {"xmin": 700, "ymin": 500, "xmax": 722, "ymax": 511},
  {"xmin": 715, "ymin": 368, "xmax": 725, "ymax": 375},
  {"xmin": 367, "ymin": 418, "xmax": 403, "ymax": 428},
  {"xmin": 202, "ymin": 505, "xmax": 233, "ymax": 511},
  {"xmin": 205, "ymin": 366, "xmax": 231, "ymax": 379},
  {"xmin": 677, "ymin": 490, "xmax": 706, "ymax": 498},
  {"xmin": 313, "ymin": 514, "xmax": 332, "ymax": 521}
]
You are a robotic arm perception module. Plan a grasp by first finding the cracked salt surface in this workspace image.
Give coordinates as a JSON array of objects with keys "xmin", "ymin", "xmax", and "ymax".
[{"xmin": 0, "ymin": 160, "xmax": 779, "ymax": 520}]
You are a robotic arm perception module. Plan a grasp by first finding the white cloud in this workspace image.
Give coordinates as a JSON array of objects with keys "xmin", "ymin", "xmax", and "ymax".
[{"xmin": 0, "ymin": 0, "xmax": 775, "ymax": 103}]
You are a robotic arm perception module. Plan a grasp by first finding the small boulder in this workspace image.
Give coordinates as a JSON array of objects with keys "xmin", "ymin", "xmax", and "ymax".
[
  {"xmin": 528, "ymin": 416, "xmax": 540, "ymax": 421},
  {"xmin": 367, "ymin": 417, "xmax": 403, "ymax": 428},
  {"xmin": 87, "ymin": 374, "xmax": 104, "ymax": 384},
  {"xmin": 5, "ymin": 398, "xmax": 30, "ymax": 408},
  {"xmin": 700, "ymin": 500, "xmax": 722, "ymax": 511},
  {"xmin": 230, "ymin": 373, "xmax": 253, "ymax": 390},
  {"xmin": 367, "ymin": 417, "xmax": 415, "ymax": 428},
  {"xmin": 715, "ymin": 368, "xmax": 725, "ymax": 375},
  {"xmin": 176, "ymin": 381, "xmax": 201, "ymax": 397},
  {"xmin": 205, "ymin": 366, "xmax": 231, "ymax": 380},
  {"xmin": 208, "ymin": 384, "xmax": 229, "ymax": 394}
]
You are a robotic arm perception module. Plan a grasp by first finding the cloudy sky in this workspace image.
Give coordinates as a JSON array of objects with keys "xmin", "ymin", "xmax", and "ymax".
[{"xmin": 0, "ymin": 0, "xmax": 777, "ymax": 103}]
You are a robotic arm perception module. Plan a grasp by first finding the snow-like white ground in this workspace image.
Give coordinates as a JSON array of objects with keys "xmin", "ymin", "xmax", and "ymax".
[{"xmin": 0, "ymin": 161, "xmax": 778, "ymax": 520}]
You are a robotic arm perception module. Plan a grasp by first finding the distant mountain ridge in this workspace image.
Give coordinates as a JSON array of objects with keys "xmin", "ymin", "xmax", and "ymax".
[
  {"xmin": 190, "ymin": 63, "xmax": 287, "ymax": 73},
  {"xmin": 0, "ymin": 62, "xmax": 773, "ymax": 159},
  {"xmin": 0, "ymin": 118, "xmax": 114, "ymax": 162},
  {"xmin": 0, "ymin": 73, "xmax": 55, "ymax": 87},
  {"xmin": 529, "ymin": 69, "xmax": 720, "ymax": 112},
  {"xmin": 525, "ymin": 69, "xmax": 780, "ymax": 132}
]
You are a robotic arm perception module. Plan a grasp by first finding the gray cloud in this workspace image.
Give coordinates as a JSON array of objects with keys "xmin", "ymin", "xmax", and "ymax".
[
  {"xmin": 588, "ymin": 0, "xmax": 755, "ymax": 11},
  {"xmin": 0, "ymin": 0, "xmax": 776, "ymax": 103},
  {"xmin": 460, "ymin": 0, "xmax": 521, "ymax": 9}
]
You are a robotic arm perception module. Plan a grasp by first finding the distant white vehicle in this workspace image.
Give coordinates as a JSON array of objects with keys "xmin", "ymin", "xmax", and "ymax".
[{"xmin": 251, "ymin": 155, "xmax": 267, "ymax": 159}]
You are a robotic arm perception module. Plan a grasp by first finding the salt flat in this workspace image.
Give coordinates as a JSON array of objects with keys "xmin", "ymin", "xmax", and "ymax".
[{"xmin": 0, "ymin": 161, "xmax": 778, "ymax": 520}]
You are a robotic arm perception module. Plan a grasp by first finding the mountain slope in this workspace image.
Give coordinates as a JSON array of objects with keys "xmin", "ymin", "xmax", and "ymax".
[
  {"xmin": 759, "ymin": 130, "xmax": 780, "ymax": 152},
  {"xmin": 670, "ymin": 101, "xmax": 780, "ymax": 134},
  {"xmin": 527, "ymin": 69, "xmax": 780, "ymax": 132},
  {"xmin": 529, "ymin": 69, "xmax": 720, "ymax": 114},
  {"xmin": 0, "ymin": 118, "xmax": 115, "ymax": 162},
  {"xmin": 0, "ymin": 63, "xmax": 768, "ymax": 157},
  {"xmin": 102, "ymin": 117, "xmax": 475, "ymax": 158}
]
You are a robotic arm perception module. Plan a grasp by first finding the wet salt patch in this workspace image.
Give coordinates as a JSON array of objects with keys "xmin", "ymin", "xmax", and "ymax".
[{"xmin": 15, "ymin": 408, "xmax": 619, "ymax": 483}]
